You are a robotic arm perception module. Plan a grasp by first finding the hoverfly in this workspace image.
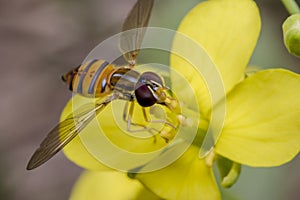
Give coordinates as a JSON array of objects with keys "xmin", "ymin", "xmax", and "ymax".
[{"xmin": 27, "ymin": 0, "xmax": 180, "ymax": 170}]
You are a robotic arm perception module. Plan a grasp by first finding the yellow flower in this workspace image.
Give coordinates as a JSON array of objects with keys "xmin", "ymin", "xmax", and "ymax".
[
  {"xmin": 169, "ymin": 0, "xmax": 300, "ymax": 167},
  {"xmin": 64, "ymin": 0, "xmax": 300, "ymax": 199},
  {"xmin": 69, "ymin": 170, "xmax": 161, "ymax": 200}
]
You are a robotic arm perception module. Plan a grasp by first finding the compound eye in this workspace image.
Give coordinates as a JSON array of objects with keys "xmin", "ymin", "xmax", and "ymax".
[
  {"xmin": 134, "ymin": 72, "xmax": 164, "ymax": 107},
  {"xmin": 139, "ymin": 72, "xmax": 163, "ymax": 86},
  {"xmin": 135, "ymin": 84, "xmax": 156, "ymax": 107}
]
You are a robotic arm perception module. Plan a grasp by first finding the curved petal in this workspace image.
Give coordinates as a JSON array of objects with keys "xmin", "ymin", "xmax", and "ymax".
[
  {"xmin": 61, "ymin": 96, "xmax": 111, "ymax": 171},
  {"xmin": 61, "ymin": 95, "xmax": 197, "ymax": 171},
  {"xmin": 215, "ymin": 69, "xmax": 300, "ymax": 166},
  {"xmin": 69, "ymin": 171, "xmax": 161, "ymax": 200},
  {"xmin": 170, "ymin": 0, "xmax": 261, "ymax": 115},
  {"xmin": 61, "ymin": 95, "xmax": 168, "ymax": 170},
  {"xmin": 136, "ymin": 146, "xmax": 221, "ymax": 200}
]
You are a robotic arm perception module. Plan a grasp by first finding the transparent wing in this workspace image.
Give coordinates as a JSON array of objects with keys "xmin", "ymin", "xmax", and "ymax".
[
  {"xmin": 120, "ymin": 0, "xmax": 154, "ymax": 66},
  {"xmin": 26, "ymin": 96, "xmax": 115, "ymax": 170}
]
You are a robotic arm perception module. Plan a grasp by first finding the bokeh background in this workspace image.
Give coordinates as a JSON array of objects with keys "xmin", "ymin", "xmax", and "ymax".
[{"xmin": 0, "ymin": 0, "xmax": 299, "ymax": 199}]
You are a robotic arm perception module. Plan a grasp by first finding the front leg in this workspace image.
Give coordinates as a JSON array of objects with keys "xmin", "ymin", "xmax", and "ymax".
[{"xmin": 122, "ymin": 101, "xmax": 159, "ymax": 136}]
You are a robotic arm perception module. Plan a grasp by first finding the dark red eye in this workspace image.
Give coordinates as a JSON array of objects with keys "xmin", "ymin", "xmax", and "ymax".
[
  {"xmin": 134, "ymin": 72, "xmax": 163, "ymax": 107},
  {"xmin": 135, "ymin": 84, "xmax": 156, "ymax": 107}
]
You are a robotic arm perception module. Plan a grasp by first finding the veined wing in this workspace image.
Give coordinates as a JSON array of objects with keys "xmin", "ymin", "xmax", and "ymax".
[
  {"xmin": 120, "ymin": 0, "xmax": 154, "ymax": 66},
  {"xmin": 26, "ymin": 96, "xmax": 115, "ymax": 170}
]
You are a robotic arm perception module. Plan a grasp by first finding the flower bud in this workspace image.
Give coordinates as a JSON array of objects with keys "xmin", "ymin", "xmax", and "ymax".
[{"xmin": 282, "ymin": 14, "xmax": 300, "ymax": 58}]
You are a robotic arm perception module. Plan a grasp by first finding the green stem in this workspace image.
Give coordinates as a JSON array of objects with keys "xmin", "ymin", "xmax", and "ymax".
[
  {"xmin": 281, "ymin": 0, "xmax": 300, "ymax": 15},
  {"xmin": 221, "ymin": 162, "xmax": 242, "ymax": 188}
]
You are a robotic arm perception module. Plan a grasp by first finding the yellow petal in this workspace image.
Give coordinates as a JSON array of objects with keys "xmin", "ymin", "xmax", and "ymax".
[
  {"xmin": 136, "ymin": 146, "xmax": 221, "ymax": 200},
  {"xmin": 215, "ymin": 69, "xmax": 300, "ymax": 166},
  {"xmin": 171, "ymin": 0, "xmax": 261, "ymax": 115},
  {"xmin": 61, "ymin": 96, "xmax": 110, "ymax": 170},
  {"xmin": 61, "ymin": 95, "xmax": 200, "ymax": 172},
  {"xmin": 69, "ymin": 171, "xmax": 161, "ymax": 200},
  {"xmin": 61, "ymin": 95, "xmax": 168, "ymax": 170}
]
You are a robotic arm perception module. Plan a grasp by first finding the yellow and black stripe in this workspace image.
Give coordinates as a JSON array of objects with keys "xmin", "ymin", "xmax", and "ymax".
[{"xmin": 63, "ymin": 59, "xmax": 116, "ymax": 98}]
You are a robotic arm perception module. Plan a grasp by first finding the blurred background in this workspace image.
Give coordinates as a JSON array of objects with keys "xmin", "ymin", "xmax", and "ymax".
[{"xmin": 0, "ymin": 0, "xmax": 299, "ymax": 199}]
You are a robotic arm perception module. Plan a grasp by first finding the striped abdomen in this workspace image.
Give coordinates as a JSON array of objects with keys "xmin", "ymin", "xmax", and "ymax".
[{"xmin": 62, "ymin": 59, "xmax": 116, "ymax": 98}]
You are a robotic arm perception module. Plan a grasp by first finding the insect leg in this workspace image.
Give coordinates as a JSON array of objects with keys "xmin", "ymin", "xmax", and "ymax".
[
  {"xmin": 123, "ymin": 101, "xmax": 160, "ymax": 136},
  {"xmin": 143, "ymin": 107, "xmax": 177, "ymax": 130}
]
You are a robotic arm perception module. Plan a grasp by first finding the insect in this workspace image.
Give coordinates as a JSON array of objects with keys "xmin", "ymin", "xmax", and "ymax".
[{"xmin": 27, "ymin": 0, "xmax": 180, "ymax": 170}]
